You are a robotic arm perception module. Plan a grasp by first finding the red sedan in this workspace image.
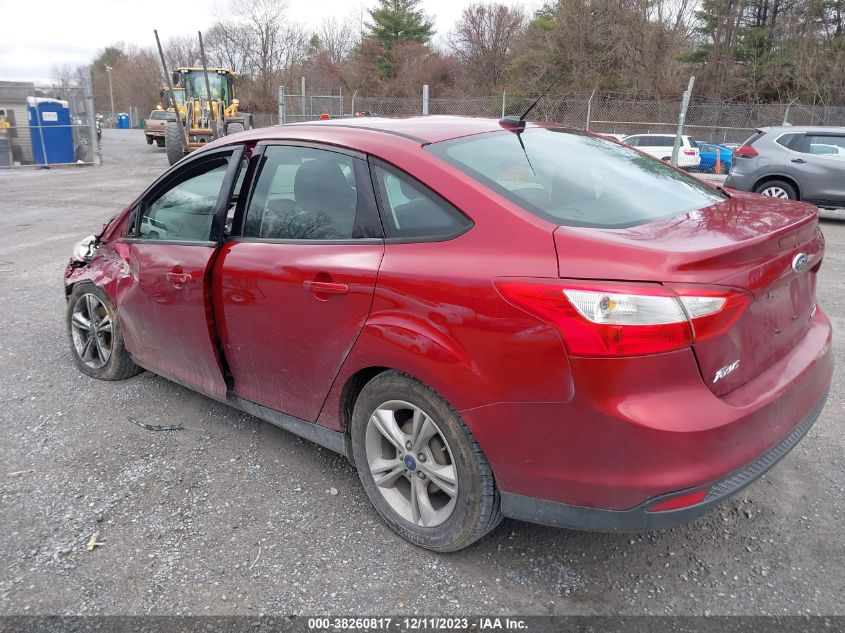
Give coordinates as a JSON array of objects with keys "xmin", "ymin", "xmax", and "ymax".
[{"xmin": 64, "ymin": 117, "xmax": 832, "ymax": 551}]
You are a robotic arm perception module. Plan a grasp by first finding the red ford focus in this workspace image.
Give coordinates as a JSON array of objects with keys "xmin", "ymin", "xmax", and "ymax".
[{"xmin": 64, "ymin": 117, "xmax": 832, "ymax": 551}]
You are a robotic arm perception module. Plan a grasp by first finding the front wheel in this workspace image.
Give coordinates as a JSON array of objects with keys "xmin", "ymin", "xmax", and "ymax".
[
  {"xmin": 755, "ymin": 179, "xmax": 797, "ymax": 200},
  {"xmin": 351, "ymin": 371, "xmax": 502, "ymax": 552},
  {"xmin": 164, "ymin": 121, "xmax": 185, "ymax": 166},
  {"xmin": 145, "ymin": 135, "xmax": 153, "ymax": 145},
  {"xmin": 66, "ymin": 283, "xmax": 141, "ymax": 381}
]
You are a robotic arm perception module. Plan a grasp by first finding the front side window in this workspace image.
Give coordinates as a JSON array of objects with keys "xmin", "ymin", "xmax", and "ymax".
[
  {"xmin": 243, "ymin": 146, "xmax": 380, "ymax": 240},
  {"xmin": 426, "ymin": 128, "xmax": 726, "ymax": 229},
  {"xmin": 139, "ymin": 158, "xmax": 229, "ymax": 241}
]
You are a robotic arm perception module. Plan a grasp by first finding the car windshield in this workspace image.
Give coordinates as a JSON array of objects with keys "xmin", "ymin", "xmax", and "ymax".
[{"xmin": 426, "ymin": 128, "xmax": 726, "ymax": 228}]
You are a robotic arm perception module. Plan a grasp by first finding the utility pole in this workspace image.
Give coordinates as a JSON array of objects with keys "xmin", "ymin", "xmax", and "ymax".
[
  {"xmin": 105, "ymin": 65, "xmax": 115, "ymax": 126},
  {"xmin": 671, "ymin": 76, "xmax": 695, "ymax": 167}
]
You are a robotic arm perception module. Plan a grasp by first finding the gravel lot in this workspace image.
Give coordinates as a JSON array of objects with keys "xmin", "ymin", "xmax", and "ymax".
[{"xmin": 0, "ymin": 129, "xmax": 843, "ymax": 616}]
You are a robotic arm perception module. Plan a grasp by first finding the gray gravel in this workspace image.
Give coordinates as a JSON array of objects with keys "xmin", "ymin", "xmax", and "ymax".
[{"xmin": 0, "ymin": 129, "xmax": 843, "ymax": 616}]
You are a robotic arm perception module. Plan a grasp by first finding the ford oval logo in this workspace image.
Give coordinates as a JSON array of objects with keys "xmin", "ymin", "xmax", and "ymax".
[{"xmin": 792, "ymin": 253, "xmax": 809, "ymax": 273}]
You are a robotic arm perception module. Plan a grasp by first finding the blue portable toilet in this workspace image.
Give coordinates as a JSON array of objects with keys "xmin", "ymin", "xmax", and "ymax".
[
  {"xmin": 27, "ymin": 98, "xmax": 74, "ymax": 165},
  {"xmin": 117, "ymin": 113, "xmax": 130, "ymax": 129}
]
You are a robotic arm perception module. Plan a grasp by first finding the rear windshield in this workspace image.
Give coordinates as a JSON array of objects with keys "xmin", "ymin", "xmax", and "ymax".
[
  {"xmin": 426, "ymin": 128, "xmax": 726, "ymax": 229},
  {"xmin": 150, "ymin": 111, "xmax": 177, "ymax": 121}
]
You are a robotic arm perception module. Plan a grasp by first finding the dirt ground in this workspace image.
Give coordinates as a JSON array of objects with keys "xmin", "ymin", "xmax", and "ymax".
[{"xmin": 0, "ymin": 129, "xmax": 843, "ymax": 616}]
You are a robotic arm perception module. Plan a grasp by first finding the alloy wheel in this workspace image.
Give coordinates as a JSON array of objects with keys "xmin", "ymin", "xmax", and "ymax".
[
  {"xmin": 760, "ymin": 186, "xmax": 789, "ymax": 198},
  {"xmin": 70, "ymin": 293, "xmax": 113, "ymax": 369},
  {"xmin": 364, "ymin": 400, "xmax": 458, "ymax": 527}
]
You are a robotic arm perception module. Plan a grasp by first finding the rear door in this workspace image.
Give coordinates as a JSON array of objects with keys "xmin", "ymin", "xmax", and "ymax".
[
  {"xmin": 786, "ymin": 132, "xmax": 845, "ymax": 206},
  {"xmin": 118, "ymin": 146, "xmax": 244, "ymax": 400},
  {"xmin": 215, "ymin": 143, "xmax": 385, "ymax": 421}
]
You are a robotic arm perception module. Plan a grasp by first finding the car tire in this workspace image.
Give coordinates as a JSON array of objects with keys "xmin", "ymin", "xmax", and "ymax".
[
  {"xmin": 661, "ymin": 156, "xmax": 671, "ymax": 162},
  {"xmin": 164, "ymin": 121, "xmax": 184, "ymax": 166},
  {"xmin": 66, "ymin": 282, "xmax": 141, "ymax": 381},
  {"xmin": 755, "ymin": 180, "xmax": 797, "ymax": 200},
  {"xmin": 351, "ymin": 370, "xmax": 502, "ymax": 552},
  {"xmin": 156, "ymin": 138, "xmax": 165, "ymax": 148},
  {"xmin": 146, "ymin": 135, "xmax": 153, "ymax": 145}
]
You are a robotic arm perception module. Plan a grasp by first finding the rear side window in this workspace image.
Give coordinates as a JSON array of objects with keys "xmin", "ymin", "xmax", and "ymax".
[
  {"xmin": 804, "ymin": 135, "xmax": 845, "ymax": 155},
  {"xmin": 372, "ymin": 165, "xmax": 472, "ymax": 240},
  {"xmin": 776, "ymin": 133, "xmax": 800, "ymax": 149},
  {"xmin": 243, "ymin": 145, "xmax": 381, "ymax": 240},
  {"xmin": 426, "ymin": 128, "xmax": 726, "ymax": 229},
  {"xmin": 150, "ymin": 111, "xmax": 176, "ymax": 121},
  {"xmin": 743, "ymin": 130, "xmax": 767, "ymax": 147}
]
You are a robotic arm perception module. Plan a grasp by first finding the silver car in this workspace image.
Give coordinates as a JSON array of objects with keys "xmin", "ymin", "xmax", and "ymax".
[{"xmin": 725, "ymin": 126, "xmax": 845, "ymax": 208}]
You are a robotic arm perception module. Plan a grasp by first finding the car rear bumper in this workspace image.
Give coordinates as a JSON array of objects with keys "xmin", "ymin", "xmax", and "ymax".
[
  {"xmin": 724, "ymin": 170, "xmax": 754, "ymax": 191},
  {"xmin": 499, "ymin": 390, "xmax": 828, "ymax": 532},
  {"xmin": 463, "ymin": 306, "xmax": 833, "ymax": 528}
]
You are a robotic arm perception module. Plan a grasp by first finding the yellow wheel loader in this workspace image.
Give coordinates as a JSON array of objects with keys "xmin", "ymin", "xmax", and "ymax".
[{"xmin": 163, "ymin": 67, "xmax": 251, "ymax": 166}]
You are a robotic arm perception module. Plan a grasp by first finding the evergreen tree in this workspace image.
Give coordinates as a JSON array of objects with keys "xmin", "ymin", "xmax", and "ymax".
[{"xmin": 366, "ymin": 0, "xmax": 435, "ymax": 49}]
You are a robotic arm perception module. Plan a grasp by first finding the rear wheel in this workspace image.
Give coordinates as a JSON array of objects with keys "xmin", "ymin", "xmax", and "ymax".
[
  {"xmin": 164, "ymin": 121, "xmax": 185, "ymax": 166},
  {"xmin": 351, "ymin": 371, "xmax": 502, "ymax": 552},
  {"xmin": 155, "ymin": 137, "xmax": 165, "ymax": 148},
  {"xmin": 145, "ymin": 135, "xmax": 153, "ymax": 145},
  {"xmin": 226, "ymin": 122, "xmax": 244, "ymax": 136},
  {"xmin": 755, "ymin": 179, "xmax": 797, "ymax": 200},
  {"xmin": 66, "ymin": 283, "xmax": 141, "ymax": 381}
]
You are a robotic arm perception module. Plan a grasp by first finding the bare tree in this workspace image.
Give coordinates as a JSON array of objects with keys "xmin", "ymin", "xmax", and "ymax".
[
  {"xmin": 316, "ymin": 17, "xmax": 358, "ymax": 66},
  {"xmin": 205, "ymin": 21, "xmax": 253, "ymax": 74},
  {"xmin": 451, "ymin": 3, "xmax": 525, "ymax": 89}
]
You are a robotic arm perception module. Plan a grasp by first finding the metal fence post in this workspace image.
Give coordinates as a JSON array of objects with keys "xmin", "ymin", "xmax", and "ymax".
[
  {"xmin": 671, "ymin": 76, "xmax": 695, "ymax": 167},
  {"xmin": 84, "ymin": 72, "xmax": 101, "ymax": 165},
  {"xmin": 351, "ymin": 90, "xmax": 357, "ymax": 117},
  {"xmin": 783, "ymin": 98, "xmax": 797, "ymax": 125},
  {"xmin": 278, "ymin": 86, "xmax": 285, "ymax": 124},
  {"xmin": 300, "ymin": 77, "xmax": 306, "ymax": 118},
  {"xmin": 586, "ymin": 89, "xmax": 596, "ymax": 130},
  {"xmin": 501, "ymin": 91, "xmax": 506, "ymax": 118},
  {"xmin": 422, "ymin": 85, "xmax": 430, "ymax": 115}
]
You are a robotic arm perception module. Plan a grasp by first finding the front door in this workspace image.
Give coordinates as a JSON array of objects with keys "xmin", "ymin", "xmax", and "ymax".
[
  {"xmin": 118, "ymin": 146, "xmax": 245, "ymax": 400},
  {"xmin": 215, "ymin": 143, "xmax": 385, "ymax": 421}
]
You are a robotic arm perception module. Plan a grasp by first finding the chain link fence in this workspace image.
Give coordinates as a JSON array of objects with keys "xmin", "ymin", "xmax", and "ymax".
[
  {"xmin": 255, "ymin": 90, "xmax": 845, "ymax": 146},
  {"xmin": 0, "ymin": 79, "xmax": 100, "ymax": 168}
]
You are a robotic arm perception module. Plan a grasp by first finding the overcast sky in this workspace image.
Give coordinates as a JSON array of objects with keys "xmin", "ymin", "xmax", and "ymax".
[{"xmin": 0, "ymin": 0, "xmax": 535, "ymax": 84}]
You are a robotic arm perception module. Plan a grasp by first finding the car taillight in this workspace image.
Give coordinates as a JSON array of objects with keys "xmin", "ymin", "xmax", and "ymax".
[
  {"xmin": 494, "ymin": 279, "xmax": 751, "ymax": 357},
  {"xmin": 734, "ymin": 145, "xmax": 758, "ymax": 158},
  {"xmin": 683, "ymin": 149, "xmax": 696, "ymax": 156}
]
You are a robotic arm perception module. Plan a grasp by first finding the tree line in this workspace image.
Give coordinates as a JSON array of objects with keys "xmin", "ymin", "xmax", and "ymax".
[{"xmin": 54, "ymin": 0, "xmax": 845, "ymax": 117}]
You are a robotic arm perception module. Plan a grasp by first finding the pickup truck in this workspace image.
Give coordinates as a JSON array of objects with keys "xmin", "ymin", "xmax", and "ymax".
[{"xmin": 143, "ymin": 110, "xmax": 176, "ymax": 147}]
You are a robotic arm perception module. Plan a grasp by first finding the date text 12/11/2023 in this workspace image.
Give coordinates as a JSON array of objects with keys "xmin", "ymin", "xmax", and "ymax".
[{"xmin": 307, "ymin": 617, "xmax": 529, "ymax": 630}]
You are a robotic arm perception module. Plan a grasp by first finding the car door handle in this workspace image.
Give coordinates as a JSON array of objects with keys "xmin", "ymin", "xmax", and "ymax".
[
  {"xmin": 303, "ymin": 280, "xmax": 349, "ymax": 295},
  {"xmin": 165, "ymin": 271, "xmax": 193, "ymax": 287},
  {"xmin": 791, "ymin": 158, "xmax": 807, "ymax": 164}
]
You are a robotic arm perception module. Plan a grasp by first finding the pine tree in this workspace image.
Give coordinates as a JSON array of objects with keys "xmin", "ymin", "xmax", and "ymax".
[{"xmin": 366, "ymin": 0, "xmax": 435, "ymax": 49}]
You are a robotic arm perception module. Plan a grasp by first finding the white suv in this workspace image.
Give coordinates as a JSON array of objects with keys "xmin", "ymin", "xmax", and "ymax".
[{"xmin": 623, "ymin": 134, "xmax": 701, "ymax": 169}]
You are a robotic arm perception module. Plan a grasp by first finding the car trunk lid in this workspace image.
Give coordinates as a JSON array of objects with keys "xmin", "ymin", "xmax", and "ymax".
[{"xmin": 553, "ymin": 191, "xmax": 823, "ymax": 396}]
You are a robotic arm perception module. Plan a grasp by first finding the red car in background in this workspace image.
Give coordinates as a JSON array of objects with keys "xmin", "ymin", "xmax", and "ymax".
[{"xmin": 65, "ymin": 116, "xmax": 832, "ymax": 551}]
